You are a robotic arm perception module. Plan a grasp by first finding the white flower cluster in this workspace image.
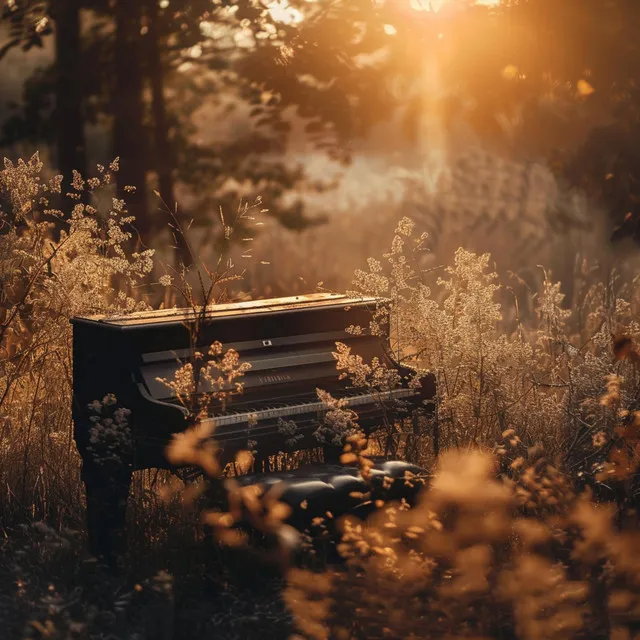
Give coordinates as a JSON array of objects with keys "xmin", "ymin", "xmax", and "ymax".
[
  {"xmin": 86, "ymin": 394, "xmax": 133, "ymax": 467},
  {"xmin": 246, "ymin": 438, "xmax": 259, "ymax": 456},
  {"xmin": 277, "ymin": 417, "xmax": 304, "ymax": 449},
  {"xmin": 157, "ymin": 342, "xmax": 252, "ymax": 419},
  {"xmin": 333, "ymin": 341, "xmax": 400, "ymax": 390},
  {"xmin": 313, "ymin": 388, "xmax": 359, "ymax": 447}
]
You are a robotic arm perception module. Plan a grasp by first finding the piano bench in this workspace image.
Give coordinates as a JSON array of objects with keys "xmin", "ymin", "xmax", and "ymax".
[{"xmin": 226, "ymin": 459, "xmax": 429, "ymax": 535}]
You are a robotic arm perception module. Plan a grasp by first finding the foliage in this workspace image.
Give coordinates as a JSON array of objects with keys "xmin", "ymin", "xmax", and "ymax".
[
  {"xmin": 0, "ymin": 153, "xmax": 152, "ymax": 526},
  {"xmin": 5, "ymin": 0, "xmax": 640, "ymax": 251},
  {"xmin": 0, "ymin": 0, "xmax": 402, "ymax": 249},
  {"xmin": 2, "ymin": 156, "xmax": 640, "ymax": 639},
  {"xmin": 345, "ymin": 215, "xmax": 640, "ymax": 475},
  {"xmin": 286, "ymin": 447, "xmax": 640, "ymax": 640},
  {"xmin": 0, "ymin": 0, "xmax": 51, "ymax": 62}
]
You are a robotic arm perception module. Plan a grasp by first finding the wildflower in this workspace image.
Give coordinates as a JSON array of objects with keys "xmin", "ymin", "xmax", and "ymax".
[
  {"xmin": 278, "ymin": 417, "xmax": 303, "ymax": 447},
  {"xmin": 600, "ymin": 374, "xmax": 622, "ymax": 408},
  {"xmin": 592, "ymin": 431, "xmax": 608, "ymax": 448},
  {"xmin": 396, "ymin": 216, "xmax": 415, "ymax": 237},
  {"xmin": 35, "ymin": 17, "xmax": 49, "ymax": 33},
  {"xmin": 71, "ymin": 170, "xmax": 84, "ymax": 191},
  {"xmin": 313, "ymin": 389, "xmax": 359, "ymax": 447}
]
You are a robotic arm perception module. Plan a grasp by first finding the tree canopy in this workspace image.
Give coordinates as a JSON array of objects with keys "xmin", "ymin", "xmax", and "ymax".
[{"xmin": 2, "ymin": 0, "xmax": 640, "ymax": 253}]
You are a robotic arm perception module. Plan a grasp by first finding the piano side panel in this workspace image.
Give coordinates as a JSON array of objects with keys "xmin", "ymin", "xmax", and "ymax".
[
  {"xmin": 72, "ymin": 320, "xmax": 186, "ymax": 470},
  {"xmin": 72, "ymin": 321, "xmax": 133, "ymax": 457}
]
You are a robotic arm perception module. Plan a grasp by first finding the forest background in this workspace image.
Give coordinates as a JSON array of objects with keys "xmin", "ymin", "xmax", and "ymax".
[{"xmin": 3, "ymin": 0, "xmax": 640, "ymax": 300}]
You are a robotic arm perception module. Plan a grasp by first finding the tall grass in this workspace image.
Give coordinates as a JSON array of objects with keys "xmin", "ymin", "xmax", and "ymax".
[{"xmin": 1, "ymin": 154, "xmax": 640, "ymax": 639}]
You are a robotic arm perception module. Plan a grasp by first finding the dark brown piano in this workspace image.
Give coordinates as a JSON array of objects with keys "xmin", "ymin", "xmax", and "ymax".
[{"xmin": 71, "ymin": 293, "xmax": 435, "ymax": 561}]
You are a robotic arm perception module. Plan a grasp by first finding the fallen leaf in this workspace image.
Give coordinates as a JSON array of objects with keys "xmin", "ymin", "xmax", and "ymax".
[
  {"xmin": 502, "ymin": 64, "xmax": 518, "ymax": 80},
  {"xmin": 577, "ymin": 79, "xmax": 595, "ymax": 96}
]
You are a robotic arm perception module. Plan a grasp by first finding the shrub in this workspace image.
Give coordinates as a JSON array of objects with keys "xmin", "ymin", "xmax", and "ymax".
[{"xmin": 0, "ymin": 154, "xmax": 152, "ymax": 527}]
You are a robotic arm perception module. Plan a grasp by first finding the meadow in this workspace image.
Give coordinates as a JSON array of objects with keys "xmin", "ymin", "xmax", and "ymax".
[{"xmin": 1, "ymin": 153, "xmax": 640, "ymax": 640}]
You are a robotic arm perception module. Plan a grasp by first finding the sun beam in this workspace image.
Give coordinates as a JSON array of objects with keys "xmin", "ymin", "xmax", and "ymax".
[{"xmin": 404, "ymin": 0, "xmax": 502, "ymax": 195}]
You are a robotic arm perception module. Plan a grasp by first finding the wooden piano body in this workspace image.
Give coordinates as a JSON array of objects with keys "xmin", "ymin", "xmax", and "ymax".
[{"xmin": 71, "ymin": 293, "xmax": 435, "ymax": 561}]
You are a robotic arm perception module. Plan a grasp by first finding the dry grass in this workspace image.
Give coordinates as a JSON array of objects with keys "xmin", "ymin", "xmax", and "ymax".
[{"xmin": 1, "ymin": 154, "xmax": 640, "ymax": 639}]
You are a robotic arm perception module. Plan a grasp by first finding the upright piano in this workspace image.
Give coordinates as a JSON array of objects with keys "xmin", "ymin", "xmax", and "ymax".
[{"xmin": 71, "ymin": 293, "xmax": 435, "ymax": 560}]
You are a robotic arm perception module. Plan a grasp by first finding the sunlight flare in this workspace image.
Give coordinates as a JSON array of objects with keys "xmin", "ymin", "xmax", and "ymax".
[
  {"xmin": 266, "ymin": 0, "xmax": 304, "ymax": 25},
  {"xmin": 409, "ymin": 0, "xmax": 501, "ymax": 11},
  {"xmin": 410, "ymin": 0, "xmax": 445, "ymax": 11}
]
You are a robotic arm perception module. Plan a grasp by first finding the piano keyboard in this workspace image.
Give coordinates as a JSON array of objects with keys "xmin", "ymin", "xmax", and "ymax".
[{"xmin": 202, "ymin": 387, "xmax": 418, "ymax": 429}]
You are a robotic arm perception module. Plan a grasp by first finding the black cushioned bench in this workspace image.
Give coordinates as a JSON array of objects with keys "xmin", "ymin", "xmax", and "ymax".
[{"xmin": 231, "ymin": 459, "xmax": 429, "ymax": 534}]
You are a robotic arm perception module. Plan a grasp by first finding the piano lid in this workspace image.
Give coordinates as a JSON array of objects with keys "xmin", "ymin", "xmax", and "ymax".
[{"xmin": 71, "ymin": 293, "xmax": 383, "ymax": 329}]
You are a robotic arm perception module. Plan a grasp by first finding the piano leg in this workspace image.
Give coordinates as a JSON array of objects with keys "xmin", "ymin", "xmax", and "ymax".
[
  {"xmin": 253, "ymin": 452, "xmax": 268, "ymax": 473},
  {"xmin": 322, "ymin": 445, "xmax": 341, "ymax": 465},
  {"xmin": 384, "ymin": 431, "xmax": 400, "ymax": 459},
  {"xmin": 81, "ymin": 459, "xmax": 132, "ymax": 567}
]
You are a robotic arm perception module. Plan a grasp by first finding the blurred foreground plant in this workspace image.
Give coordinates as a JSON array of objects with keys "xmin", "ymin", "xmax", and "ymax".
[{"xmin": 285, "ymin": 447, "xmax": 640, "ymax": 640}]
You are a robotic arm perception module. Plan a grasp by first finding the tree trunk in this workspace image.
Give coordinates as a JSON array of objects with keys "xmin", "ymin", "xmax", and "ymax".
[
  {"xmin": 145, "ymin": 0, "xmax": 192, "ymax": 266},
  {"xmin": 52, "ymin": 0, "xmax": 86, "ymax": 214},
  {"xmin": 114, "ymin": 0, "xmax": 149, "ymax": 243}
]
